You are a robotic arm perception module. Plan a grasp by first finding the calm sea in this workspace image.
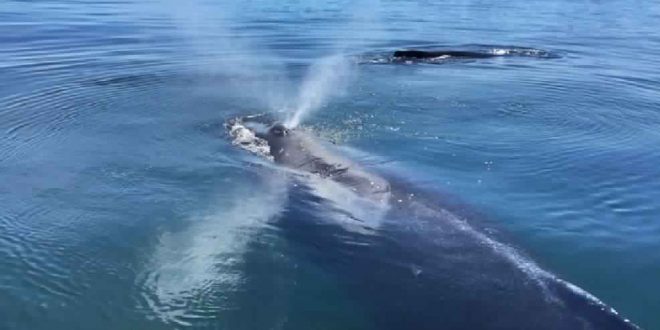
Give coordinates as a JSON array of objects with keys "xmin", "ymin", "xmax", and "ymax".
[{"xmin": 1, "ymin": 0, "xmax": 659, "ymax": 329}]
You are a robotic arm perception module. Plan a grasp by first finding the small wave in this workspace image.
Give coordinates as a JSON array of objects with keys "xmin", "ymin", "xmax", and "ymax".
[
  {"xmin": 82, "ymin": 73, "xmax": 165, "ymax": 88},
  {"xmin": 0, "ymin": 74, "xmax": 155, "ymax": 165},
  {"xmin": 0, "ymin": 208, "xmax": 96, "ymax": 314}
]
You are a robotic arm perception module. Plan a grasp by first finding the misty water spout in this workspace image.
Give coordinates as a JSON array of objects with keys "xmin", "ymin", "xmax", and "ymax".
[{"xmin": 285, "ymin": 55, "xmax": 354, "ymax": 128}]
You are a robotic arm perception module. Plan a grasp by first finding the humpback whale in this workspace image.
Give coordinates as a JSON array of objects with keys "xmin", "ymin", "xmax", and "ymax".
[
  {"xmin": 253, "ymin": 123, "xmax": 390, "ymax": 202},
  {"xmin": 379, "ymin": 47, "xmax": 558, "ymax": 64},
  {"xmin": 393, "ymin": 49, "xmax": 496, "ymax": 59},
  {"xmin": 226, "ymin": 117, "xmax": 639, "ymax": 330}
]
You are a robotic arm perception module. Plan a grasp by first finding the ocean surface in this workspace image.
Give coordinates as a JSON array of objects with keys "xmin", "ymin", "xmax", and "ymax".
[{"xmin": 1, "ymin": 0, "xmax": 659, "ymax": 329}]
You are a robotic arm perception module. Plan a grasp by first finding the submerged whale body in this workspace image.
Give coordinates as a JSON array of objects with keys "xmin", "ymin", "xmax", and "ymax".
[{"xmin": 227, "ymin": 116, "xmax": 639, "ymax": 329}]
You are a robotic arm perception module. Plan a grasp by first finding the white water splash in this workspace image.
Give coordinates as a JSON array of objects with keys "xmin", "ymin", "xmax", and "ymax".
[{"xmin": 227, "ymin": 119, "xmax": 273, "ymax": 161}]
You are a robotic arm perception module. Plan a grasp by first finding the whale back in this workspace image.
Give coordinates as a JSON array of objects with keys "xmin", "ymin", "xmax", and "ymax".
[{"xmin": 258, "ymin": 123, "xmax": 391, "ymax": 201}]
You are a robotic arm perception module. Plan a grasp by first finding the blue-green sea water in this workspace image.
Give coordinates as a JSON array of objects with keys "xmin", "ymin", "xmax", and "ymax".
[{"xmin": 1, "ymin": 0, "xmax": 659, "ymax": 329}]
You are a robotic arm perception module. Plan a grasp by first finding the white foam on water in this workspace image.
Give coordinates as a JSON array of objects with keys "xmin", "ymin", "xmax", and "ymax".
[
  {"xmin": 140, "ymin": 175, "xmax": 288, "ymax": 325},
  {"xmin": 488, "ymin": 47, "xmax": 551, "ymax": 57},
  {"xmin": 227, "ymin": 119, "xmax": 273, "ymax": 161},
  {"xmin": 491, "ymin": 48, "xmax": 510, "ymax": 55}
]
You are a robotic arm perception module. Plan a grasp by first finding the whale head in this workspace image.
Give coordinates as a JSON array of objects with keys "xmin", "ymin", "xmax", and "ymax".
[
  {"xmin": 268, "ymin": 123, "xmax": 289, "ymax": 137},
  {"xmin": 228, "ymin": 116, "xmax": 391, "ymax": 203}
]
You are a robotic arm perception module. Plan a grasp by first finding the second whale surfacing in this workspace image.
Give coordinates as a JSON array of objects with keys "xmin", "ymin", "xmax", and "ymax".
[
  {"xmin": 374, "ymin": 47, "xmax": 560, "ymax": 64},
  {"xmin": 226, "ymin": 116, "xmax": 639, "ymax": 330},
  {"xmin": 393, "ymin": 49, "xmax": 497, "ymax": 59}
]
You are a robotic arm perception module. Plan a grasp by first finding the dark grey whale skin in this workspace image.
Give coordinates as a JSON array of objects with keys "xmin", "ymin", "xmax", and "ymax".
[
  {"xmin": 248, "ymin": 121, "xmax": 640, "ymax": 330},
  {"xmin": 393, "ymin": 49, "xmax": 496, "ymax": 59},
  {"xmin": 255, "ymin": 123, "xmax": 391, "ymax": 201}
]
